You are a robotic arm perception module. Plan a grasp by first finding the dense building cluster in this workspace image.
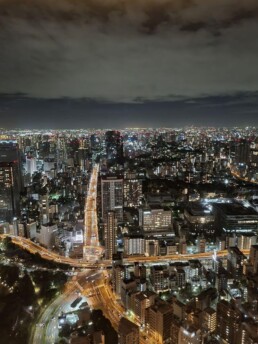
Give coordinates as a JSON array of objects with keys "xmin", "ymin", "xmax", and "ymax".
[{"xmin": 0, "ymin": 127, "xmax": 258, "ymax": 343}]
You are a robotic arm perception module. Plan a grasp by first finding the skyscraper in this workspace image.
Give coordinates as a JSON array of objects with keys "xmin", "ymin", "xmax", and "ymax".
[
  {"xmin": 216, "ymin": 300, "xmax": 242, "ymax": 344},
  {"xmin": 105, "ymin": 211, "xmax": 117, "ymax": 259},
  {"xmin": 105, "ymin": 130, "xmax": 123, "ymax": 163},
  {"xmin": 0, "ymin": 140, "xmax": 22, "ymax": 222},
  {"xmin": 101, "ymin": 177, "xmax": 123, "ymax": 222},
  {"xmin": 147, "ymin": 303, "xmax": 173, "ymax": 344}
]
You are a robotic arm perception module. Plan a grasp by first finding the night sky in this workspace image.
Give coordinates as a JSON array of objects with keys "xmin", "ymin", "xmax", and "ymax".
[{"xmin": 0, "ymin": 0, "xmax": 258, "ymax": 128}]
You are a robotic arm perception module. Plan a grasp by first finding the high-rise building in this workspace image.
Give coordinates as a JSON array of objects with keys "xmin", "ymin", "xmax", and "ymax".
[
  {"xmin": 147, "ymin": 303, "xmax": 173, "ymax": 344},
  {"xmin": 123, "ymin": 172, "xmax": 143, "ymax": 207},
  {"xmin": 132, "ymin": 291, "xmax": 156, "ymax": 325},
  {"xmin": 105, "ymin": 211, "xmax": 117, "ymax": 259},
  {"xmin": 101, "ymin": 177, "xmax": 123, "ymax": 222},
  {"xmin": 118, "ymin": 317, "xmax": 139, "ymax": 344},
  {"xmin": 105, "ymin": 130, "xmax": 123, "ymax": 163},
  {"xmin": 227, "ymin": 246, "xmax": 246, "ymax": 280},
  {"xmin": 216, "ymin": 300, "xmax": 242, "ymax": 344},
  {"xmin": 0, "ymin": 140, "xmax": 22, "ymax": 222},
  {"xmin": 201, "ymin": 307, "xmax": 217, "ymax": 334},
  {"xmin": 112, "ymin": 265, "xmax": 125, "ymax": 296}
]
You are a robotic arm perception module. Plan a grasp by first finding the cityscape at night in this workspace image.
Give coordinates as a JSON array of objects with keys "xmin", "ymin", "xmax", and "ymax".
[
  {"xmin": 0, "ymin": 127, "xmax": 258, "ymax": 344},
  {"xmin": 1, "ymin": 0, "xmax": 258, "ymax": 344}
]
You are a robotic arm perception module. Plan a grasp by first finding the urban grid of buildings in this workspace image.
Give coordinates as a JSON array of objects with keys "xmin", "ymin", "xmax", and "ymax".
[{"xmin": 1, "ymin": 127, "xmax": 258, "ymax": 343}]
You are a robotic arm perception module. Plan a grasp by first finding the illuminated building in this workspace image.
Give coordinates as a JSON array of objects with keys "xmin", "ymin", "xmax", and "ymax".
[
  {"xmin": 38, "ymin": 223, "xmax": 58, "ymax": 249},
  {"xmin": 184, "ymin": 202, "xmax": 215, "ymax": 235},
  {"xmin": 234, "ymin": 139, "xmax": 250, "ymax": 164},
  {"xmin": 213, "ymin": 201, "xmax": 258, "ymax": 234},
  {"xmin": 237, "ymin": 234, "xmax": 257, "ymax": 250},
  {"xmin": 132, "ymin": 291, "xmax": 156, "ymax": 325},
  {"xmin": 227, "ymin": 246, "xmax": 246, "ymax": 280},
  {"xmin": 112, "ymin": 265, "xmax": 124, "ymax": 296},
  {"xmin": 105, "ymin": 130, "xmax": 123, "ymax": 162},
  {"xmin": 240, "ymin": 321, "xmax": 258, "ymax": 344},
  {"xmin": 105, "ymin": 211, "xmax": 117, "ymax": 259},
  {"xmin": 150, "ymin": 266, "xmax": 169, "ymax": 292},
  {"xmin": 216, "ymin": 300, "xmax": 242, "ymax": 344},
  {"xmin": 139, "ymin": 206, "xmax": 172, "ymax": 232},
  {"xmin": 147, "ymin": 303, "xmax": 173, "ymax": 344},
  {"xmin": 121, "ymin": 279, "xmax": 137, "ymax": 308},
  {"xmin": 25, "ymin": 156, "xmax": 37, "ymax": 175},
  {"xmin": 123, "ymin": 172, "xmax": 143, "ymax": 207},
  {"xmin": 101, "ymin": 177, "xmax": 123, "ymax": 222},
  {"xmin": 123, "ymin": 235, "xmax": 145, "ymax": 256},
  {"xmin": 0, "ymin": 140, "xmax": 22, "ymax": 222},
  {"xmin": 201, "ymin": 307, "xmax": 217, "ymax": 333}
]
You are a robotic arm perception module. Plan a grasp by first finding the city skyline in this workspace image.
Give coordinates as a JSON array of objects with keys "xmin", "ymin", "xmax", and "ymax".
[
  {"xmin": 1, "ymin": 95, "xmax": 258, "ymax": 129},
  {"xmin": 1, "ymin": 1, "xmax": 258, "ymax": 343}
]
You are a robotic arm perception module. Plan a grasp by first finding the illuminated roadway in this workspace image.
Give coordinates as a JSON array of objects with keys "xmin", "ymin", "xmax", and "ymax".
[
  {"xmin": 0, "ymin": 165, "xmax": 251, "ymax": 344},
  {"xmin": 31, "ymin": 270, "xmax": 103, "ymax": 344},
  {"xmin": 83, "ymin": 164, "xmax": 103, "ymax": 261},
  {"xmin": 0, "ymin": 234, "xmax": 250, "ymax": 268},
  {"xmin": 0, "ymin": 164, "xmax": 250, "ymax": 268}
]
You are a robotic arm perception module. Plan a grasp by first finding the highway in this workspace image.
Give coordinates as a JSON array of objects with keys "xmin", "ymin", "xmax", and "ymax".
[
  {"xmin": 0, "ymin": 165, "xmax": 252, "ymax": 344},
  {"xmin": 83, "ymin": 164, "xmax": 103, "ymax": 260},
  {"xmin": 31, "ymin": 270, "xmax": 102, "ymax": 344},
  {"xmin": 0, "ymin": 163, "xmax": 250, "ymax": 267},
  {"xmin": 85, "ymin": 275, "xmax": 158, "ymax": 344},
  {"xmin": 0, "ymin": 234, "xmax": 250, "ymax": 269}
]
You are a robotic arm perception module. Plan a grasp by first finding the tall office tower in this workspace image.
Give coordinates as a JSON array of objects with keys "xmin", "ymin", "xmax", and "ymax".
[
  {"xmin": 227, "ymin": 246, "xmax": 246, "ymax": 280},
  {"xmin": 235, "ymin": 139, "xmax": 250, "ymax": 164},
  {"xmin": 0, "ymin": 140, "xmax": 22, "ymax": 222},
  {"xmin": 105, "ymin": 130, "xmax": 123, "ymax": 163},
  {"xmin": 101, "ymin": 177, "xmax": 123, "ymax": 222},
  {"xmin": 105, "ymin": 211, "xmax": 117, "ymax": 259},
  {"xmin": 118, "ymin": 317, "xmax": 139, "ymax": 344},
  {"xmin": 147, "ymin": 303, "xmax": 173, "ymax": 344},
  {"xmin": 216, "ymin": 300, "xmax": 242, "ymax": 344}
]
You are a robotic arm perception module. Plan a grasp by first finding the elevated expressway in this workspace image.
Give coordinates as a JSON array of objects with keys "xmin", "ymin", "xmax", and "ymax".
[
  {"xmin": 0, "ymin": 234, "xmax": 250, "ymax": 268},
  {"xmin": 83, "ymin": 163, "xmax": 103, "ymax": 261}
]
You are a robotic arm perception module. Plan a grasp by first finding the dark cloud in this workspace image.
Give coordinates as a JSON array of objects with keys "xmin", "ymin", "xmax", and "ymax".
[
  {"xmin": 0, "ymin": 93, "xmax": 258, "ymax": 129},
  {"xmin": 0, "ymin": 0, "xmax": 258, "ymax": 102}
]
